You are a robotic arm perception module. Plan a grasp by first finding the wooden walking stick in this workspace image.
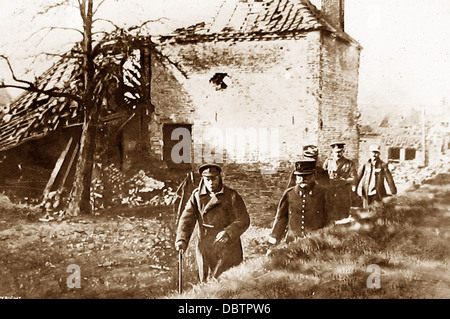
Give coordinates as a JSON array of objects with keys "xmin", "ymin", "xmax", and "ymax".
[{"xmin": 178, "ymin": 249, "xmax": 183, "ymax": 294}]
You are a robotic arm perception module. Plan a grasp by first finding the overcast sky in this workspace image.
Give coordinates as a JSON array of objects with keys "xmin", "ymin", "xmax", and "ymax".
[{"xmin": 1, "ymin": 0, "xmax": 450, "ymax": 109}]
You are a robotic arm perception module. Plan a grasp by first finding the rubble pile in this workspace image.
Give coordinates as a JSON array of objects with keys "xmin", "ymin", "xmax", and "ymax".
[
  {"xmin": 90, "ymin": 164, "xmax": 178, "ymax": 211},
  {"xmin": 390, "ymin": 158, "xmax": 450, "ymax": 188},
  {"xmin": 39, "ymin": 189, "xmax": 68, "ymax": 221}
]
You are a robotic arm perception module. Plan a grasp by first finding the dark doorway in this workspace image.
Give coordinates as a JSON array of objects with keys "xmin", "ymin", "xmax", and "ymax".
[{"xmin": 163, "ymin": 124, "xmax": 192, "ymax": 170}]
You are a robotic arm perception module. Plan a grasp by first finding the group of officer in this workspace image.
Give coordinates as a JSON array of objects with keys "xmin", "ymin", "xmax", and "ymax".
[{"xmin": 175, "ymin": 142, "xmax": 397, "ymax": 282}]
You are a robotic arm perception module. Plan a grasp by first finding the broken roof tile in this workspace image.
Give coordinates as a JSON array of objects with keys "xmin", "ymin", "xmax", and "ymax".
[{"xmin": 162, "ymin": 0, "xmax": 360, "ymax": 47}]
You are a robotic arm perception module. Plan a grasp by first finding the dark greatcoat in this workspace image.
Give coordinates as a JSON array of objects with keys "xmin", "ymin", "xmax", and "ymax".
[
  {"xmin": 270, "ymin": 183, "xmax": 328, "ymax": 242},
  {"xmin": 356, "ymin": 159, "xmax": 397, "ymax": 207},
  {"xmin": 176, "ymin": 184, "xmax": 250, "ymax": 281},
  {"xmin": 322, "ymin": 156, "xmax": 357, "ymax": 220}
]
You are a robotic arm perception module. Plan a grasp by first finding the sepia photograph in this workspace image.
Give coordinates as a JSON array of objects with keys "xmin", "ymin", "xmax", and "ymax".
[{"xmin": 0, "ymin": 0, "xmax": 449, "ymax": 305}]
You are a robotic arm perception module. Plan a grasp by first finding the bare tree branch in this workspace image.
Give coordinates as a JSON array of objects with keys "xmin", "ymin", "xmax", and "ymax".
[
  {"xmin": 92, "ymin": 18, "xmax": 121, "ymax": 30},
  {"xmin": 127, "ymin": 17, "xmax": 170, "ymax": 32},
  {"xmin": 93, "ymin": 0, "xmax": 108, "ymax": 16},
  {"xmin": 0, "ymin": 82, "xmax": 82, "ymax": 105},
  {"xmin": 0, "ymin": 55, "xmax": 34, "ymax": 87},
  {"xmin": 0, "ymin": 53, "xmax": 83, "ymax": 105},
  {"xmin": 24, "ymin": 26, "xmax": 83, "ymax": 44},
  {"xmin": 24, "ymin": 27, "xmax": 53, "ymax": 43},
  {"xmin": 32, "ymin": 0, "xmax": 73, "ymax": 22}
]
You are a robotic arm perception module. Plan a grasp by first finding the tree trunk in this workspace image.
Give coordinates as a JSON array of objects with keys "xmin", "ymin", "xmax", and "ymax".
[
  {"xmin": 67, "ymin": 119, "xmax": 97, "ymax": 215},
  {"xmin": 138, "ymin": 46, "xmax": 152, "ymax": 157},
  {"xmin": 67, "ymin": 0, "xmax": 97, "ymax": 215}
]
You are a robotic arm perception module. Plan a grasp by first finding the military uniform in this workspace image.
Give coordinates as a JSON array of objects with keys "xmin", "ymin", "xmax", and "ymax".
[
  {"xmin": 270, "ymin": 159, "xmax": 328, "ymax": 243},
  {"xmin": 286, "ymin": 145, "xmax": 329, "ymax": 188},
  {"xmin": 175, "ymin": 164, "xmax": 250, "ymax": 282},
  {"xmin": 322, "ymin": 142, "xmax": 357, "ymax": 221}
]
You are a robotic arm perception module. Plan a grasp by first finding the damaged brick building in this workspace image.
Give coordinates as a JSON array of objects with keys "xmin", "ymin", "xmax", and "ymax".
[
  {"xmin": 0, "ymin": 0, "xmax": 361, "ymax": 221},
  {"xmin": 149, "ymin": 0, "xmax": 362, "ymax": 222}
]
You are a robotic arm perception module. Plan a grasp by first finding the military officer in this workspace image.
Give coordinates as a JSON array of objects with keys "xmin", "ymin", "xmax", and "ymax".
[
  {"xmin": 322, "ymin": 142, "xmax": 357, "ymax": 221},
  {"xmin": 269, "ymin": 159, "xmax": 329, "ymax": 244},
  {"xmin": 286, "ymin": 145, "xmax": 328, "ymax": 188},
  {"xmin": 175, "ymin": 163, "xmax": 250, "ymax": 282}
]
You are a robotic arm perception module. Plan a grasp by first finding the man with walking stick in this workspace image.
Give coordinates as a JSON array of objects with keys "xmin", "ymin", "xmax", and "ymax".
[{"xmin": 175, "ymin": 163, "xmax": 250, "ymax": 283}]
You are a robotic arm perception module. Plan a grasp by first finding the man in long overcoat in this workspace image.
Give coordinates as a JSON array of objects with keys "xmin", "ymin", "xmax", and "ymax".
[
  {"xmin": 175, "ymin": 164, "xmax": 250, "ymax": 282},
  {"xmin": 356, "ymin": 145, "xmax": 397, "ymax": 209},
  {"xmin": 269, "ymin": 159, "xmax": 329, "ymax": 244},
  {"xmin": 322, "ymin": 142, "xmax": 357, "ymax": 221}
]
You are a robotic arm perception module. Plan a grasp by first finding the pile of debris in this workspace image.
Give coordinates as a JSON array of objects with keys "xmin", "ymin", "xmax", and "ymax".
[
  {"xmin": 390, "ymin": 157, "xmax": 450, "ymax": 188},
  {"xmin": 90, "ymin": 164, "xmax": 178, "ymax": 211},
  {"xmin": 39, "ymin": 188, "xmax": 69, "ymax": 221}
]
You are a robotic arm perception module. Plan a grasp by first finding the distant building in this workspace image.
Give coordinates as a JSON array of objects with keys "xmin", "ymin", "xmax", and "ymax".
[{"xmin": 359, "ymin": 104, "xmax": 450, "ymax": 166}]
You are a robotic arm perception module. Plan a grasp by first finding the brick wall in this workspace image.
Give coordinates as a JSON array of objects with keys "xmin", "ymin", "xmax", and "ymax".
[
  {"xmin": 220, "ymin": 162, "xmax": 292, "ymax": 228},
  {"xmin": 318, "ymin": 32, "xmax": 361, "ymax": 166},
  {"xmin": 152, "ymin": 34, "xmax": 323, "ymax": 164}
]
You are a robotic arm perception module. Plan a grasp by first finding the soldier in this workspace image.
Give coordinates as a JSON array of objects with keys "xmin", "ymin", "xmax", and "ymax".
[
  {"xmin": 356, "ymin": 145, "xmax": 397, "ymax": 209},
  {"xmin": 175, "ymin": 163, "xmax": 250, "ymax": 282},
  {"xmin": 268, "ymin": 159, "xmax": 329, "ymax": 245},
  {"xmin": 322, "ymin": 142, "xmax": 357, "ymax": 221},
  {"xmin": 286, "ymin": 145, "xmax": 328, "ymax": 188}
]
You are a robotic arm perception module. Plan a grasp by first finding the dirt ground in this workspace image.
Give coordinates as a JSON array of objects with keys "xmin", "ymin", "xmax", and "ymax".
[{"xmin": 0, "ymin": 204, "xmax": 181, "ymax": 299}]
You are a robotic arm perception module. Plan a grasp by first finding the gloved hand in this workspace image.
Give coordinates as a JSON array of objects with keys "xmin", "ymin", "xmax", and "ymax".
[
  {"xmin": 175, "ymin": 240, "xmax": 187, "ymax": 252},
  {"xmin": 266, "ymin": 236, "xmax": 278, "ymax": 256},
  {"xmin": 215, "ymin": 231, "xmax": 231, "ymax": 244}
]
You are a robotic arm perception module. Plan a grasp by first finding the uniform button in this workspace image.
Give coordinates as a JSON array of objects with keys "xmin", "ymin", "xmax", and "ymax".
[
  {"xmin": 301, "ymin": 221, "xmax": 304, "ymax": 224},
  {"xmin": 301, "ymin": 226, "xmax": 305, "ymax": 229}
]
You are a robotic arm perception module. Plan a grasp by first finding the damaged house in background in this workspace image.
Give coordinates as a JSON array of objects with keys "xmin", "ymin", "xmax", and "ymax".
[{"xmin": 0, "ymin": 0, "xmax": 361, "ymax": 220}]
